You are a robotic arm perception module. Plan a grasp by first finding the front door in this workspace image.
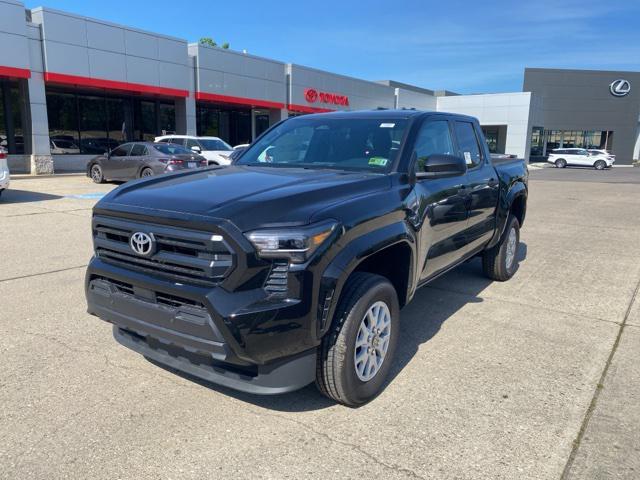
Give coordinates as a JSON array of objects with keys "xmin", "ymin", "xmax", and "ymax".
[
  {"xmin": 104, "ymin": 143, "xmax": 132, "ymax": 179},
  {"xmin": 411, "ymin": 118, "xmax": 470, "ymax": 281},
  {"xmin": 453, "ymin": 120, "xmax": 500, "ymax": 253}
]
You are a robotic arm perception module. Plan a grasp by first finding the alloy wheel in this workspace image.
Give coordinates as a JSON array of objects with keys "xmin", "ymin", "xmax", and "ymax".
[{"xmin": 354, "ymin": 301, "xmax": 392, "ymax": 382}]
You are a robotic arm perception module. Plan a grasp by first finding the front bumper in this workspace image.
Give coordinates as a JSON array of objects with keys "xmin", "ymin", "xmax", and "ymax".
[{"xmin": 86, "ymin": 257, "xmax": 319, "ymax": 394}]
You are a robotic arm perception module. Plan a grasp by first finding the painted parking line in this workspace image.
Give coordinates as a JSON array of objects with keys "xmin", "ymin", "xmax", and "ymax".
[{"xmin": 64, "ymin": 193, "xmax": 106, "ymax": 200}]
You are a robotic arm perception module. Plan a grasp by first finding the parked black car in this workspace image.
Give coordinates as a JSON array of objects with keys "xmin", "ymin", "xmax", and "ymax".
[
  {"xmin": 86, "ymin": 110, "xmax": 528, "ymax": 406},
  {"xmin": 87, "ymin": 142, "xmax": 208, "ymax": 183}
]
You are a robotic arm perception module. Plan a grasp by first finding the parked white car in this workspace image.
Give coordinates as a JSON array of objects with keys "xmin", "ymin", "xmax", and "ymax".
[
  {"xmin": 588, "ymin": 149, "xmax": 616, "ymax": 163},
  {"xmin": 0, "ymin": 146, "xmax": 10, "ymax": 198},
  {"xmin": 547, "ymin": 148, "xmax": 614, "ymax": 170},
  {"xmin": 154, "ymin": 135, "xmax": 233, "ymax": 166}
]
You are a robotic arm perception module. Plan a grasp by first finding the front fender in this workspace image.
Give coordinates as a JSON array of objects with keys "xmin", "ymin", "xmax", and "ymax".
[
  {"xmin": 487, "ymin": 182, "xmax": 527, "ymax": 249},
  {"xmin": 316, "ymin": 221, "xmax": 416, "ymax": 338}
]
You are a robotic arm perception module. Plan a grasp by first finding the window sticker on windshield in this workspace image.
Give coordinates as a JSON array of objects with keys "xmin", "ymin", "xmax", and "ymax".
[
  {"xmin": 464, "ymin": 151, "xmax": 472, "ymax": 164},
  {"xmin": 379, "ymin": 123, "xmax": 395, "ymax": 128},
  {"xmin": 369, "ymin": 157, "xmax": 388, "ymax": 167}
]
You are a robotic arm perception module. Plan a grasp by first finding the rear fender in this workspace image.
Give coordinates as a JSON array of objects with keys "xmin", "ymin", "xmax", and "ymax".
[{"xmin": 487, "ymin": 182, "xmax": 527, "ymax": 249}]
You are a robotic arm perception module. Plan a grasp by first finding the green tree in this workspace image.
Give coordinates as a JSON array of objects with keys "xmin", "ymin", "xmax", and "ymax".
[
  {"xmin": 199, "ymin": 37, "xmax": 217, "ymax": 47},
  {"xmin": 222, "ymin": 42, "xmax": 230, "ymax": 49}
]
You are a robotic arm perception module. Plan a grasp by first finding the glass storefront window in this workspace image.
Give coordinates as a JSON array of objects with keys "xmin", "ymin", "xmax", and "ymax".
[
  {"xmin": 79, "ymin": 95, "xmax": 108, "ymax": 154},
  {"xmin": 542, "ymin": 129, "xmax": 614, "ymax": 156},
  {"xmin": 106, "ymin": 97, "xmax": 127, "ymax": 148},
  {"xmin": 529, "ymin": 127, "xmax": 544, "ymax": 157},
  {"xmin": 255, "ymin": 111, "xmax": 270, "ymax": 139},
  {"xmin": 196, "ymin": 102, "xmax": 252, "ymax": 146},
  {"xmin": 159, "ymin": 103, "xmax": 175, "ymax": 136},
  {"xmin": 0, "ymin": 79, "xmax": 26, "ymax": 154},
  {"xmin": 47, "ymin": 89, "xmax": 178, "ymax": 153},
  {"xmin": 47, "ymin": 91, "xmax": 80, "ymax": 154}
]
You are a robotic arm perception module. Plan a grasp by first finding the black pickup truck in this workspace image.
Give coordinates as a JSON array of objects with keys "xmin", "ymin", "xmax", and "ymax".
[{"xmin": 86, "ymin": 110, "xmax": 528, "ymax": 406}]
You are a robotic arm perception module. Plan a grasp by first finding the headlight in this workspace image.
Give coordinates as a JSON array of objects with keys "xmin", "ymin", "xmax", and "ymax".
[{"xmin": 246, "ymin": 220, "xmax": 338, "ymax": 263}]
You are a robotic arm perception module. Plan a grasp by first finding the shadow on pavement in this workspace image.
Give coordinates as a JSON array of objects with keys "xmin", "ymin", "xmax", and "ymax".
[
  {"xmin": 0, "ymin": 189, "xmax": 63, "ymax": 204},
  {"xmin": 149, "ymin": 244, "xmax": 528, "ymax": 412}
]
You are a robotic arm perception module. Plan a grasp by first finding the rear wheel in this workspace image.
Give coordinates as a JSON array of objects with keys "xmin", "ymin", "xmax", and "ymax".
[
  {"xmin": 483, "ymin": 214, "xmax": 521, "ymax": 281},
  {"xmin": 555, "ymin": 158, "xmax": 567, "ymax": 168},
  {"xmin": 316, "ymin": 272, "xmax": 399, "ymax": 407},
  {"xmin": 594, "ymin": 160, "xmax": 606, "ymax": 170},
  {"xmin": 140, "ymin": 167, "xmax": 154, "ymax": 178},
  {"xmin": 90, "ymin": 163, "xmax": 104, "ymax": 184}
]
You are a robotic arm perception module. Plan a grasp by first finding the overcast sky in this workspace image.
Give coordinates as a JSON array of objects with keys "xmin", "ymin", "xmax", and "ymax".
[{"xmin": 30, "ymin": 0, "xmax": 640, "ymax": 94}]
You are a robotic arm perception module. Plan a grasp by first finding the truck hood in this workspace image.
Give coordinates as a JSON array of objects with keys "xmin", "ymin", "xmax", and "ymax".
[{"xmin": 99, "ymin": 165, "xmax": 390, "ymax": 231}]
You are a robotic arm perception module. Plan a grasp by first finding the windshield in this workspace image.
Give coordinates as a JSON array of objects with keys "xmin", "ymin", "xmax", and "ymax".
[
  {"xmin": 237, "ymin": 117, "xmax": 408, "ymax": 172},
  {"xmin": 199, "ymin": 139, "xmax": 232, "ymax": 151},
  {"xmin": 153, "ymin": 143, "xmax": 193, "ymax": 155}
]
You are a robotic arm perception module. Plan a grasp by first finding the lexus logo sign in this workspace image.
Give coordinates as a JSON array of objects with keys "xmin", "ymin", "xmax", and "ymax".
[{"xmin": 609, "ymin": 79, "xmax": 631, "ymax": 97}]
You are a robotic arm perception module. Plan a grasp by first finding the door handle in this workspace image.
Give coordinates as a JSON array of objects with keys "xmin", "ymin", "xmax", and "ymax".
[
  {"xmin": 457, "ymin": 185, "xmax": 469, "ymax": 195},
  {"xmin": 488, "ymin": 178, "xmax": 498, "ymax": 187}
]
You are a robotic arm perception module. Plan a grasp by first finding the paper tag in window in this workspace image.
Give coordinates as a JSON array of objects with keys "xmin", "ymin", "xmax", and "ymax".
[
  {"xmin": 379, "ymin": 123, "xmax": 395, "ymax": 128},
  {"xmin": 464, "ymin": 151, "xmax": 472, "ymax": 164},
  {"xmin": 368, "ymin": 157, "xmax": 388, "ymax": 166}
]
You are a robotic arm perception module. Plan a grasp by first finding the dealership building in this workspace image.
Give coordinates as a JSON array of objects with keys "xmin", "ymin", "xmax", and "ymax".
[{"xmin": 1, "ymin": 0, "xmax": 639, "ymax": 174}]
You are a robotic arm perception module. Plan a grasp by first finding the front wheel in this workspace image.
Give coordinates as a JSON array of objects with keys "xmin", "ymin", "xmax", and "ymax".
[
  {"xmin": 594, "ymin": 160, "xmax": 607, "ymax": 170},
  {"xmin": 316, "ymin": 272, "xmax": 400, "ymax": 407},
  {"xmin": 482, "ymin": 214, "xmax": 521, "ymax": 281},
  {"xmin": 90, "ymin": 163, "xmax": 104, "ymax": 184}
]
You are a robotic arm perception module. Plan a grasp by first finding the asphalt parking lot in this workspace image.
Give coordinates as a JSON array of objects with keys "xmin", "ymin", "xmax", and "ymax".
[{"xmin": 1, "ymin": 169, "xmax": 639, "ymax": 479}]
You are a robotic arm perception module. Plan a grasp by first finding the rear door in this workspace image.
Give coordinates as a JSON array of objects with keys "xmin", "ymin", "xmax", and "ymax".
[
  {"xmin": 125, "ymin": 144, "xmax": 148, "ymax": 178},
  {"xmin": 412, "ymin": 117, "xmax": 471, "ymax": 281},
  {"xmin": 454, "ymin": 120, "xmax": 500, "ymax": 254}
]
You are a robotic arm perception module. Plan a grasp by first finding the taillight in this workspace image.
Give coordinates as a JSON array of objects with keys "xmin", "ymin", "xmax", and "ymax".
[
  {"xmin": 200, "ymin": 160, "xmax": 207, "ymax": 166},
  {"xmin": 0, "ymin": 151, "xmax": 6, "ymax": 160}
]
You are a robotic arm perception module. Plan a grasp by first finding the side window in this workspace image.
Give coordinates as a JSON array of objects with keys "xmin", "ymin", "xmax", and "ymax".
[
  {"xmin": 412, "ymin": 120, "xmax": 455, "ymax": 173},
  {"xmin": 157, "ymin": 138, "xmax": 170, "ymax": 143},
  {"xmin": 110, "ymin": 144, "xmax": 132, "ymax": 157},
  {"xmin": 185, "ymin": 138, "xmax": 199, "ymax": 149},
  {"xmin": 130, "ymin": 144, "xmax": 146, "ymax": 156},
  {"xmin": 454, "ymin": 121, "xmax": 483, "ymax": 167}
]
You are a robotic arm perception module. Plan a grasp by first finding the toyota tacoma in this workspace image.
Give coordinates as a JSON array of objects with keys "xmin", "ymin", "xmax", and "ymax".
[{"xmin": 86, "ymin": 110, "xmax": 528, "ymax": 406}]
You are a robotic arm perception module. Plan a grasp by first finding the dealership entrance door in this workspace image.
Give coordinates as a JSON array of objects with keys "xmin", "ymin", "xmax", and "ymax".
[{"xmin": 481, "ymin": 125, "xmax": 507, "ymax": 154}]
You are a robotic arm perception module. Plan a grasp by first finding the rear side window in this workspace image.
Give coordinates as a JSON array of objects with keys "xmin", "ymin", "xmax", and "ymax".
[
  {"xmin": 130, "ymin": 144, "xmax": 147, "ymax": 156},
  {"xmin": 170, "ymin": 137, "xmax": 185, "ymax": 146},
  {"xmin": 185, "ymin": 138, "xmax": 200, "ymax": 149},
  {"xmin": 454, "ymin": 121, "xmax": 483, "ymax": 167},
  {"xmin": 412, "ymin": 120, "xmax": 455, "ymax": 173}
]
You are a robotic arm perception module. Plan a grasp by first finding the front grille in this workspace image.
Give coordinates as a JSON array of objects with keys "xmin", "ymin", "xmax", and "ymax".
[{"xmin": 93, "ymin": 215, "xmax": 234, "ymax": 285}]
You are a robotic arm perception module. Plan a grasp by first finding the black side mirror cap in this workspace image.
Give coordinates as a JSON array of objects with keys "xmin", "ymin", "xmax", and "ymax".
[{"xmin": 416, "ymin": 154, "xmax": 467, "ymax": 179}]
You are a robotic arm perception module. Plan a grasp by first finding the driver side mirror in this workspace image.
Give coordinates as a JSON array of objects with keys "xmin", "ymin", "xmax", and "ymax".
[
  {"xmin": 191, "ymin": 145, "xmax": 202, "ymax": 154},
  {"xmin": 416, "ymin": 154, "xmax": 467, "ymax": 179}
]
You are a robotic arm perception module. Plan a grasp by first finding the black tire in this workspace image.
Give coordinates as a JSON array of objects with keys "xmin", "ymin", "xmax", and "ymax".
[
  {"xmin": 594, "ymin": 160, "xmax": 606, "ymax": 170},
  {"xmin": 555, "ymin": 158, "xmax": 567, "ymax": 168},
  {"xmin": 316, "ymin": 272, "xmax": 400, "ymax": 407},
  {"xmin": 140, "ymin": 167, "xmax": 154, "ymax": 178},
  {"xmin": 482, "ymin": 214, "xmax": 521, "ymax": 281},
  {"xmin": 90, "ymin": 163, "xmax": 105, "ymax": 184}
]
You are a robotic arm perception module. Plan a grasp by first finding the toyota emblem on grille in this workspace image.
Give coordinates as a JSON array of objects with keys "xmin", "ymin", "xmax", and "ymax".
[{"xmin": 130, "ymin": 232, "xmax": 155, "ymax": 256}]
